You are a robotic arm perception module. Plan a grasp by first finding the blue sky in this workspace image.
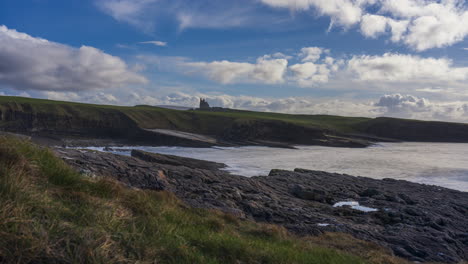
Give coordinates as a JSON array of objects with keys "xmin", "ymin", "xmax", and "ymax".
[{"xmin": 1, "ymin": 0, "xmax": 468, "ymax": 121}]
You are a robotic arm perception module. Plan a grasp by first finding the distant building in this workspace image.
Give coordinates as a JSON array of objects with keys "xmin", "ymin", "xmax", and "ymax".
[{"xmin": 199, "ymin": 98, "xmax": 210, "ymax": 109}]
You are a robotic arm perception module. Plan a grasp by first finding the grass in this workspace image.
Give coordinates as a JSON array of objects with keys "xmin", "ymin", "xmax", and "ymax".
[{"xmin": 0, "ymin": 135, "xmax": 407, "ymax": 264}]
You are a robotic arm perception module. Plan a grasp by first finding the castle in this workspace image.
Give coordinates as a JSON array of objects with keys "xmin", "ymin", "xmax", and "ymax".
[{"xmin": 199, "ymin": 98, "xmax": 210, "ymax": 109}]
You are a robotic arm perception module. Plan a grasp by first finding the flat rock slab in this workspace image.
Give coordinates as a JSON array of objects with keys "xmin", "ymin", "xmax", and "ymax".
[
  {"xmin": 145, "ymin": 129, "xmax": 218, "ymax": 144},
  {"xmin": 57, "ymin": 148, "xmax": 468, "ymax": 263},
  {"xmin": 131, "ymin": 149, "xmax": 225, "ymax": 171}
]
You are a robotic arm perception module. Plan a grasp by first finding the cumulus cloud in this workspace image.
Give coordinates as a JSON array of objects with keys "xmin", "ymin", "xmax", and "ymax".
[
  {"xmin": 289, "ymin": 63, "xmax": 332, "ymax": 86},
  {"xmin": 259, "ymin": 0, "xmax": 468, "ymax": 51},
  {"xmin": 347, "ymin": 53, "xmax": 468, "ymax": 83},
  {"xmin": 143, "ymin": 47, "xmax": 468, "ymax": 93},
  {"xmin": 176, "ymin": 47, "xmax": 339, "ymax": 87},
  {"xmin": 375, "ymin": 93, "xmax": 468, "ymax": 121},
  {"xmin": 360, "ymin": 14, "xmax": 389, "ymax": 38},
  {"xmin": 183, "ymin": 57, "xmax": 288, "ymax": 84},
  {"xmin": 378, "ymin": 0, "xmax": 468, "ymax": 51},
  {"xmin": 375, "ymin": 93, "xmax": 429, "ymax": 112},
  {"xmin": 299, "ymin": 47, "xmax": 327, "ymax": 62},
  {"xmin": 260, "ymin": 0, "xmax": 366, "ymax": 27},
  {"xmin": 358, "ymin": 0, "xmax": 468, "ymax": 51},
  {"xmin": 96, "ymin": 0, "xmax": 468, "ymax": 51},
  {"xmin": 0, "ymin": 25, "xmax": 147, "ymax": 92}
]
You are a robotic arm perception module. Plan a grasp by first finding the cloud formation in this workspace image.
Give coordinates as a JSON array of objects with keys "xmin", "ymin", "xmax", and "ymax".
[
  {"xmin": 0, "ymin": 25, "xmax": 147, "ymax": 92},
  {"xmin": 169, "ymin": 47, "xmax": 468, "ymax": 94},
  {"xmin": 183, "ymin": 57, "xmax": 289, "ymax": 84},
  {"xmin": 375, "ymin": 93, "xmax": 468, "ymax": 121},
  {"xmin": 96, "ymin": 0, "xmax": 278, "ymax": 31},
  {"xmin": 260, "ymin": 0, "xmax": 366, "ymax": 27},
  {"xmin": 177, "ymin": 47, "xmax": 338, "ymax": 87},
  {"xmin": 140, "ymin": 40, "xmax": 167, "ymax": 47},
  {"xmin": 260, "ymin": 0, "xmax": 468, "ymax": 51},
  {"xmin": 96, "ymin": 0, "xmax": 158, "ymax": 32},
  {"xmin": 96, "ymin": 0, "xmax": 468, "ymax": 51},
  {"xmin": 347, "ymin": 53, "xmax": 468, "ymax": 83}
]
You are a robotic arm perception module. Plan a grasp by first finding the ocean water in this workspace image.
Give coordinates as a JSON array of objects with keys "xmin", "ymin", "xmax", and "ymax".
[{"xmin": 86, "ymin": 143, "xmax": 468, "ymax": 192}]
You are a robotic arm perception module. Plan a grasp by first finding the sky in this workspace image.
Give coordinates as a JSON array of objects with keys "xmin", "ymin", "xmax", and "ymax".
[{"xmin": 1, "ymin": 0, "xmax": 468, "ymax": 122}]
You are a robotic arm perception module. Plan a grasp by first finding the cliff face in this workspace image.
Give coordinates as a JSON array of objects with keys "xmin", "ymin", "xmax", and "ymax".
[
  {"xmin": 221, "ymin": 119, "xmax": 327, "ymax": 144},
  {"xmin": 358, "ymin": 117, "xmax": 468, "ymax": 142},
  {"xmin": 0, "ymin": 103, "xmax": 143, "ymax": 139},
  {"xmin": 220, "ymin": 119, "xmax": 370, "ymax": 147}
]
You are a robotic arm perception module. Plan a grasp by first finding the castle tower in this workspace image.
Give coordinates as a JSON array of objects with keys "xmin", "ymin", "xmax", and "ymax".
[{"xmin": 199, "ymin": 98, "xmax": 210, "ymax": 109}]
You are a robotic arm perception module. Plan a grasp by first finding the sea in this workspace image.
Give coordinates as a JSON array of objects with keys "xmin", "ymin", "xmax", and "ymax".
[{"xmin": 85, "ymin": 142, "xmax": 468, "ymax": 192}]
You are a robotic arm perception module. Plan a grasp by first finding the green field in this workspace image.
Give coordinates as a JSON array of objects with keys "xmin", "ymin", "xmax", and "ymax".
[{"xmin": 0, "ymin": 136, "xmax": 406, "ymax": 263}]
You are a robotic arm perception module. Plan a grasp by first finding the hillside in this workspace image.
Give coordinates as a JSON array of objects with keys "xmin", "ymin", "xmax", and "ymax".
[
  {"xmin": 0, "ymin": 136, "xmax": 405, "ymax": 263},
  {"xmin": 1, "ymin": 96, "xmax": 468, "ymax": 147}
]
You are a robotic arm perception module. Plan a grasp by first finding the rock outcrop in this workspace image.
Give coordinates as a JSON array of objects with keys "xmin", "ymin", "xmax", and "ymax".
[{"xmin": 57, "ymin": 148, "xmax": 468, "ymax": 263}]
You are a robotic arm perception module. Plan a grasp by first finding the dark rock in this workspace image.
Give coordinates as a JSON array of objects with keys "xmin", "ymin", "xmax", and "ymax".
[
  {"xmin": 56, "ymin": 148, "xmax": 468, "ymax": 263},
  {"xmin": 289, "ymin": 184, "xmax": 330, "ymax": 203},
  {"xmin": 360, "ymin": 188, "xmax": 380, "ymax": 197},
  {"xmin": 131, "ymin": 149, "xmax": 225, "ymax": 170}
]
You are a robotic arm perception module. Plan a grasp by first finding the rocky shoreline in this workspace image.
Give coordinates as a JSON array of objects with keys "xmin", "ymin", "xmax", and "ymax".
[{"xmin": 56, "ymin": 148, "xmax": 468, "ymax": 263}]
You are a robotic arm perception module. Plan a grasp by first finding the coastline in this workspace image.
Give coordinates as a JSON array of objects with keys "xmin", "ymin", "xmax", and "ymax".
[{"xmin": 57, "ymin": 147, "xmax": 468, "ymax": 263}]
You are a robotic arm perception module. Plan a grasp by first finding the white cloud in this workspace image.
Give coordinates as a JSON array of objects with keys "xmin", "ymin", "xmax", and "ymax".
[
  {"xmin": 260, "ymin": 0, "xmax": 468, "ymax": 51},
  {"xmin": 347, "ymin": 53, "xmax": 468, "ymax": 83},
  {"xmin": 299, "ymin": 47, "xmax": 327, "ymax": 62},
  {"xmin": 96, "ymin": 0, "xmax": 158, "ymax": 32},
  {"xmin": 262, "ymin": 52, "xmax": 293, "ymax": 60},
  {"xmin": 141, "ymin": 47, "xmax": 468, "ymax": 93},
  {"xmin": 0, "ymin": 25, "xmax": 147, "ymax": 92},
  {"xmin": 260, "ymin": 0, "xmax": 366, "ymax": 26},
  {"xmin": 360, "ymin": 14, "xmax": 389, "ymax": 38},
  {"xmin": 366, "ymin": 0, "xmax": 468, "ymax": 50},
  {"xmin": 177, "ymin": 48, "xmax": 338, "ymax": 87},
  {"xmin": 176, "ymin": 6, "xmax": 257, "ymax": 30},
  {"xmin": 96, "ymin": 0, "xmax": 468, "ymax": 51},
  {"xmin": 140, "ymin": 40, "xmax": 167, "ymax": 47},
  {"xmin": 43, "ymin": 91, "xmax": 119, "ymax": 105},
  {"xmin": 183, "ymin": 57, "xmax": 288, "ymax": 84},
  {"xmin": 289, "ymin": 63, "xmax": 331, "ymax": 86},
  {"xmin": 96, "ymin": 0, "xmax": 279, "ymax": 32},
  {"xmin": 375, "ymin": 93, "xmax": 468, "ymax": 121},
  {"xmin": 386, "ymin": 18, "xmax": 410, "ymax": 42},
  {"xmin": 375, "ymin": 93, "xmax": 428, "ymax": 110}
]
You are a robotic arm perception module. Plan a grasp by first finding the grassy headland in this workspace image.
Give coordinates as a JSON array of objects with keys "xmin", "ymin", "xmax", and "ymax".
[
  {"xmin": 0, "ymin": 136, "xmax": 405, "ymax": 263},
  {"xmin": 0, "ymin": 96, "xmax": 368, "ymax": 133},
  {"xmin": 1, "ymin": 95, "xmax": 468, "ymax": 146}
]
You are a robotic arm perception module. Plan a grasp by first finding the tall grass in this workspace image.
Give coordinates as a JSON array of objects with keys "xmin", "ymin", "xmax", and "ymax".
[{"xmin": 0, "ymin": 136, "xmax": 405, "ymax": 263}]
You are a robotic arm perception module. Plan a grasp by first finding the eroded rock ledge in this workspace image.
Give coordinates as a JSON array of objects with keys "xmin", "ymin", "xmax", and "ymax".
[{"xmin": 56, "ymin": 148, "xmax": 468, "ymax": 263}]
